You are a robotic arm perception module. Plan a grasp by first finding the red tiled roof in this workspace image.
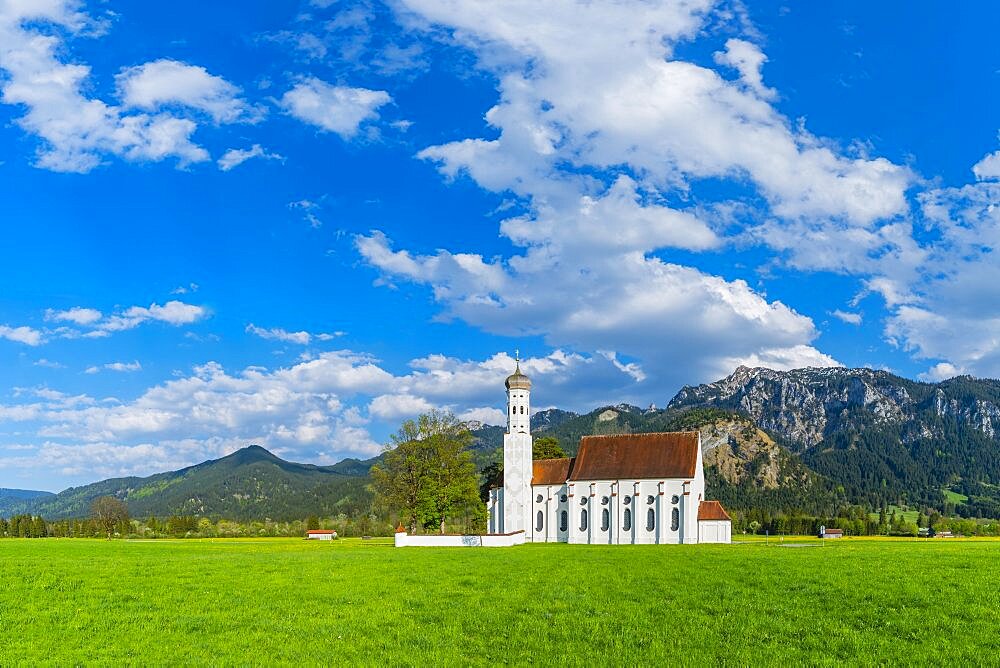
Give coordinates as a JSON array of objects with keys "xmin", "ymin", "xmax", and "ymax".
[
  {"xmin": 697, "ymin": 500, "xmax": 731, "ymax": 521},
  {"xmin": 568, "ymin": 432, "xmax": 700, "ymax": 481},
  {"xmin": 532, "ymin": 457, "xmax": 575, "ymax": 485},
  {"xmin": 307, "ymin": 530, "xmax": 335, "ymax": 534},
  {"xmin": 824, "ymin": 529, "xmax": 843, "ymax": 534}
]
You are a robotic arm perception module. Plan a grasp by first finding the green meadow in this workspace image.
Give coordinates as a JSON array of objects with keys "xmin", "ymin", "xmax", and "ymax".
[{"xmin": 2, "ymin": 538, "xmax": 999, "ymax": 666}]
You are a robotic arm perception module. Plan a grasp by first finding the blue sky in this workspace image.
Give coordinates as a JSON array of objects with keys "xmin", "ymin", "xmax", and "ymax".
[{"xmin": 1, "ymin": 0, "xmax": 998, "ymax": 490}]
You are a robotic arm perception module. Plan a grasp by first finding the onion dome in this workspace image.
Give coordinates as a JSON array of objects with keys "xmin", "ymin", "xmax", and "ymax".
[{"xmin": 505, "ymin": 361, "xmax": 532, "ymax": 390}]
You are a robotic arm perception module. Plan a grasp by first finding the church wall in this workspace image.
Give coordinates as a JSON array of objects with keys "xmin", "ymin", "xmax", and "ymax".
[
  {"xmin": 547, "ymin": 479, "xmax": 692, "ymax": 544},
  {"xmin": 530, "ymin": 483, "xmax": 568, "ymax": 543},
  {"xmin": 487, "ymin": 487, "xmax": 503, "ymax": 535}
]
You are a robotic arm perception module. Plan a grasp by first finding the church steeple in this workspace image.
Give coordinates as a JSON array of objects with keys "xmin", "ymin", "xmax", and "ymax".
[
  {"xmin": 506, "ymin": 353, "xmax": 531, "ymax": 433},
  {"xmin": 497, "ymin": 350, "xmax": 533, "ymax": 535}
]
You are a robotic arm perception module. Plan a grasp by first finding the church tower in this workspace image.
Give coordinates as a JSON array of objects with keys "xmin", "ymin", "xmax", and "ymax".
[{"xmin": 501, "ymin": 355, "xmax": 533, "ymax": 535}]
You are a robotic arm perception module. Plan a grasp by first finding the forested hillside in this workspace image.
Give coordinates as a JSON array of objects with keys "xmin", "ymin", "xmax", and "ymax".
[
  {"xmin": 671, "ymin": 366, "xmax": 1000, "ymax": 517},
  {"xmin": 0, "ymin": 489, "xmax": 55, "ymax": 516},
  {"xmin": 4, "ymin": 446, "xmax": 374, "ymax": 521}
]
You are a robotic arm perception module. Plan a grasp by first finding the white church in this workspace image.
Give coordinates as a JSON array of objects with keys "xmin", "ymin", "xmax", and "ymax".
[{"xmin": 486, "ymin": 361, "xmax": 732, "ymax": 544}]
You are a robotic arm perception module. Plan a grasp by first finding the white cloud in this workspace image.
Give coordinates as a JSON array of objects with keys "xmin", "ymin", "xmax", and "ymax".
[
  {"xmin": 100, "ymin": 301, "xmax": 208, "ymax": 332},
  {"xmin": 340, "ymin": 0, "xmax": 929, "ymax": 391},
  {"xmin": 368, "ymin": 393, "xmax": 434, "ymax": 420},
  {"xmin": 38, "ymin": 300, "xmax": 209, "ymax": 339},
  {"xmin": 918, "ymin": 362, "xmax": 964, "ymax": 383},
  {"xmin": 713, "ymin": 38, "xmax": 776, "ymax": 100},
  {"xmin": 0, "ymin": 347, "xmax": 664, "ymax": 482},
  {"xmin": 45, "ymin": 307, "xmax": 103, "ymax": 325},
  {"xmin": 289, "ymin": 199, "xmax": 323, "ymax": 228},
  {"xmin": 831, "ymin": 310, "xmax": 863, "ymax": 325},
  {"xmin": 281, "ymin": 77, "xmax": 391, "ymax": 139},
  {"xmin": 246, "ymin": 323, "xmax": 342, "ymax": 345},
  {"xmin": 458, "ymin": 406, "xmax": 507, "ymax": 426},
  {"xmin": 217, "ymin": 144, "xmax": 283, "ymax": 171},
  {"xmin": 0, "ymin": 325, "xmax": 43, "ymax": 346},
  {"xmin": 0, "ymin": 2, "xmax": 212, "ymax": 171},
  {"xmin": 34, "ymin": 358, "xmax": 65, "ymax": 369},
  {"xmin": 972, "ymin": 150, "xmax": 1000, "ymax": 181},
  {"xmin": 117, "ymin": 59, "xmax": 257, "ymax": 124},
  {"xmin": 86, "ymin": 361, "xmax": 142, "ymax": 374},
  {"xmin": 357, "ymin": 229, "xmax": 837, "ymax": 393},
  {"xmin": 871, "ymin": 172, "xmax": 1000, "ymax": 378},
  {"xmin": 403, "ymin": 0, "xmax": 911, "ymax": 225}
]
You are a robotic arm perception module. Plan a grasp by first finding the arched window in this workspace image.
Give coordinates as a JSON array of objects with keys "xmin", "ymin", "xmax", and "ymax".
[
  {"xmin": 559, "ymin": 511, "xmax": 568, "ymax": 532},
  {"xmin": 536, "ymin": 511, "xmax": 544, "ymax": 532},
  {"xmin": 623, "ymin": 509, "xmax": 632, "ymax": 531},
  {"xmin": 580, "ymin": 509, "xmax": 588, "ymax": 531},
  {"xmin": 646, "ymin": 508, "xmax": 655, "ymax": 531},
  {"xmin": 520, "ymin": 405, "xmax": 524, "ymax": 414},
  {"xmin": 601, "ymin": 508, "xmax": 610, "ymax": 531},
  {"xmin": 671, "ymin": 508, "xmax": 680, "ymax": 531}
]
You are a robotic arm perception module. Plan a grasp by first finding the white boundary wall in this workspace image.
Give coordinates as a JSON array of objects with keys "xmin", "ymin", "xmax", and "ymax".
[
  {"xmin": 394, "ymin": 531, "xmax": 526, "ymax": 548},
  {"xmin": 698, "ymin": 520, "xmax": 732, "ymax": 543}
]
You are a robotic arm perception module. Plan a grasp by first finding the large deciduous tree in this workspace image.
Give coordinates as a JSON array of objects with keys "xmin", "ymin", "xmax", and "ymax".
[
  {"xmin": 372, "ymin": 410, "xmax": 485, "ymax": 534},
  {"xmin": 91, "ymin": 496, "xmax": 129, "ymax": 540}
]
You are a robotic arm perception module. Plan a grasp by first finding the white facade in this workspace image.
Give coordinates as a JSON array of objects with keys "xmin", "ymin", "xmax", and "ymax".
[
  {"xmin": 529, "ymin": 454, "xmax": 707, "ymax": 545},
  {"xmin": 488, "ymin": 363, "xmax": 731, "ymax": 545},
  {"xmin": 698, "ymin": 520, "xmax": 732, "ymax": 543}
]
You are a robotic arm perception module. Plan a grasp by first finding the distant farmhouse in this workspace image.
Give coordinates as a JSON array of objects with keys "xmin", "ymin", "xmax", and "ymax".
[
  {"xmin": 487, "ymin": 361, "xmax": 731, "ymax": 545},
  {"xmin": 306, "ymin": 529, "xmax": 336, "ymax": 540},
  {"xmin": 820, "ymin": 528, "xmax": 843, "ymax": 539}
]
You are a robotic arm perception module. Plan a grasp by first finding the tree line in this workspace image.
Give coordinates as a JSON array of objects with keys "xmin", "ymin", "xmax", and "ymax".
[
  {"xmin": 731, "ymin": 505, "xmax": 1000, "ymax": 537},
  {"xmin": 0, "ymin": 511, "xmax": 396, "ymax": 539}
]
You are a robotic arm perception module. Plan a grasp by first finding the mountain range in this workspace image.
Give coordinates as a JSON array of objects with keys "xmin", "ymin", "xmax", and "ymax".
[
  {"xmin": 4, "ymin": 366, "xmax": 1000, "ymax": 520},
  {"xmin": 0, "ymin": 445, "xmax": 373, "ymax": 521}
]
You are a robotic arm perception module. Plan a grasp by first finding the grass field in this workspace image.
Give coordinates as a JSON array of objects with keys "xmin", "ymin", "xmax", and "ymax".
[{"xmin": 2, "ymin": 538, "xmax": 1000, "ymax": 665}]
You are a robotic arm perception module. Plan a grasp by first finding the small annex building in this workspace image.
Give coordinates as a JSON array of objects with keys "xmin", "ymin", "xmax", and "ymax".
[
  {"xmin": 306, "ymin": 529, "xmax": 336, "ymax": 540},
  {"xmin": 487, "ymin": 361, "xmax": 731, "ymax": 545}
]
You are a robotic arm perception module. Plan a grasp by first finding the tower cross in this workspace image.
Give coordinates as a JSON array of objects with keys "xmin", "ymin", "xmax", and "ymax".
[{"xmin": 515, "ymin": 348, "xmax": 520, "ymax": 363}]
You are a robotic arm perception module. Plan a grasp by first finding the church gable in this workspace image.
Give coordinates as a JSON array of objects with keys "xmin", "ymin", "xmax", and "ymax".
[
  {"xmin": 568, "ymin": 432, "xmax": 700, "ymax": 482},
  {"xmin": 697, "ymin": 500, "xmax": 731, "ymax": 521},
  {"xmin": 532, "ymin": 457, "xmax": 575, "ymax": 485}
]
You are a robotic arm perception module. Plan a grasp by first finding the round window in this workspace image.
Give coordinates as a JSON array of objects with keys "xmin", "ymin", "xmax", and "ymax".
[
  {"xmin": 601, "ymin": 496, "xmax": 609, "ymax": 505},
  {"xmin": 623, "ymin": 496, "xmax": 632, "ymax": 505},
  {"xmin": 560, "ymin": 494, "xmax": 567, "ymax": 503},
  {"xmin": 647, "ymin": 495, "xmax": 655, "ymax": 505},
  {"xmin": 671, "ymin": 495, "xmax": 680, "ymax": 504},
  {"xmin": 580, "ymin": 497, "xmax": 588, "ymax": 506},
  {"xmin": 536, "ymin": 494, "xmax": 544, "ymax": 503}
]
